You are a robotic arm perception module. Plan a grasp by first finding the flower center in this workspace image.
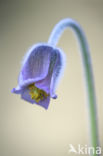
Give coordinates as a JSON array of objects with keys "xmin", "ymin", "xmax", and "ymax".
[{"xmin": 28, "ymin": 83, "xmax": 49, "ymax": 103}]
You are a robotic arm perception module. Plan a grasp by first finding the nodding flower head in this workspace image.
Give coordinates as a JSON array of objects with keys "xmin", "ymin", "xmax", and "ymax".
[{"xmin": 12, "ymin": 43, "xmax": 65, "ymax": 109}]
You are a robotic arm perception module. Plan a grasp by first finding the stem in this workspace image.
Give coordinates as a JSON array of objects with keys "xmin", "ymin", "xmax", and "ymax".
[{"xmin": 48, "ymin": 18, "xmax": 100, "ymax": 156}]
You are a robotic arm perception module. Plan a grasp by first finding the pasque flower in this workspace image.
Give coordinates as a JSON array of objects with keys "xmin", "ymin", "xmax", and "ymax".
[
  {"xmin": 12, "ymin": 18, "xmax": 99, "ymax": 155},
  {"xmin": 12, "ymin": 43, "xmax": 65, "ymax": 109}
]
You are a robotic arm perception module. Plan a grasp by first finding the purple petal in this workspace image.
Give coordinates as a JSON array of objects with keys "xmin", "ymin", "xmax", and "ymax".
[
  {"xmin": 35, "ymin": 74, "xmax": 51, "ymax": 94},
  {"xmin": 35, "ymin": 47, "xmax": 65, "ymax": 99},
  {"xmin": 21, "ymin": 88, "xmax": 35, "ymax": 104},
  {"xmin": 19, "ymin": 44, "xmax": 54, "ymax": 87},
  {"xmin": 50, "ymin": 48, "xmax": 65, "ymax": 98},
  {"xmin": 21, "ymin": 88, "xmax": 50, "ymax": 109},
  {"xmin": 37, "ymin": 96, "xmax": 50, "ymax": 109},
  {"xmin": 11, "ymin": 86, "xmax": 22, "ymax": 94}
]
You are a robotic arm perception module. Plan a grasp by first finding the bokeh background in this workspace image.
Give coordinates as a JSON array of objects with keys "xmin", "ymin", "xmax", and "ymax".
[{"xmin": 0, "ymin": 0, "xmax": 103, "ymax": 156}]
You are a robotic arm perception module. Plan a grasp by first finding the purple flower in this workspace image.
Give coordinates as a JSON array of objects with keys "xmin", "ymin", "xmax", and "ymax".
[{"xmin": 12, "ymin": 43, "xmax": 65, "ymax": 109}]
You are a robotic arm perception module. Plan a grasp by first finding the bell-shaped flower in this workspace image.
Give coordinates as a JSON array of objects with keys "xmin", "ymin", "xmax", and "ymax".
[{"xmin": 12, "ymin": 43, "xmax": 65, "ymax": 109}]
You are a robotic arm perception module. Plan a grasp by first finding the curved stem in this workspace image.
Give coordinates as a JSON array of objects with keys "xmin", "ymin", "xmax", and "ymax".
[{"xmin": 48, "ymin": 18, "xmax": 100, "ymax": 156}]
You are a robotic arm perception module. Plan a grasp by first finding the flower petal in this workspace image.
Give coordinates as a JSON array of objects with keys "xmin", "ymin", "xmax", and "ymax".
[
  {"xmin": 35, "ymin": 74, "xmax": 51, "ymax": 94},
  {"xmin": 11, "ymin": 86, "xmax": 22, "ymax": 94},
  {"xmin": 21, "ymin": 88, "xmax": 50, "ymax": 109},
  {"xmin": 50, "ymin": 48, "xmax": 65, "ymax": 98},
  {"xmin": 35, "ymin": 48, "xmax": 59, "ymax": 94},
  {"xmin": 37, "ymin": 96, "xmax": 50, "ymax": 109},
  {"xmin": 19, "ymin": 44, "xmax": 54, "ymax": 87},
  {"xmin": 21, "ymin": 88, "xmax": 35, "ymax": 104}
]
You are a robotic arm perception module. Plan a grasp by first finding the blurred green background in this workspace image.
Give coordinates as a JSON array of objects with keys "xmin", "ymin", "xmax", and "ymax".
[{"xmin": 0, "ymin": 0, "xmax": 103, "ymax": 156}]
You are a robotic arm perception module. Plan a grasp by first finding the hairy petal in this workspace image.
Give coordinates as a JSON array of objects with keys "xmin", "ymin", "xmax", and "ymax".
[
  {"xmin": 35, "ymin": 74, "xmax": 51, "ymax": 94},
  {"xmin": 35, "ymin": 49, "xmax": 58, "ymax": 94},
  {"xmin": 21, "ymin": 88, "xmax": 35, "ymax": 104},
  {"xmin": 19, "ymin": 44, "xmax": 54, "ymax": 87},
  {"xmin": 37, "ymin": 96, "xmax": 50, "ymax": 109},
  {"xmin": 21, "ymin": 88, "xmax": 50, "ymax": 109},
  {"xmin": 50, "ymin": 48, "xmax": 65, "ymax": 98},
  {"xmin": 11, "ymin": 86, "xmax": 23, "ymax": 94}
]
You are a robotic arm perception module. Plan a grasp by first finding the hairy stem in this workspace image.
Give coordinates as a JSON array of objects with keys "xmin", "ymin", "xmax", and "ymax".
[{"xmin": 48, "ymin": 18, "xmax": 100, "ymax": 156}]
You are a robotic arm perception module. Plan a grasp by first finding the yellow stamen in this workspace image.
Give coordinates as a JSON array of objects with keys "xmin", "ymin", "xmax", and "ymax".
[{"xmin": 28, "ymin": 83, "xmax": 49, "ymax": 103}]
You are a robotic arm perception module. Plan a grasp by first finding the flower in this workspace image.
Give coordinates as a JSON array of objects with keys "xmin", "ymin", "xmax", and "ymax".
[{"xmin": 12, "ymin": 43, "xmax": 65, "ymax": 109}]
